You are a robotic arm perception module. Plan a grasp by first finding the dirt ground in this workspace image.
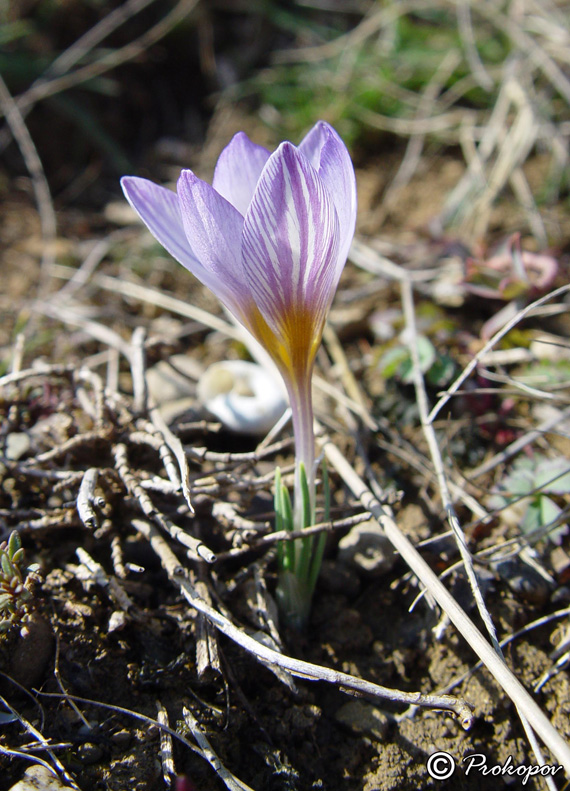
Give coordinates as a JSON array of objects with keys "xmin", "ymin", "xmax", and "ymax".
[{"xmin": 1, "ymin": 118, "xmax": 570, "ymax": 791}]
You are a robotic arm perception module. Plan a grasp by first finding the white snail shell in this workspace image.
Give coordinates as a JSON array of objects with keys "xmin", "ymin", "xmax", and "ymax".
[{"xmin": 197, "ymin": 360, "xmax": 287, "ymax": 435}]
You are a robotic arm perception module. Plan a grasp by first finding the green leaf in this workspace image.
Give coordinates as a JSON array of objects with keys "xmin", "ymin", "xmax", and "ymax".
[
  {"xmin": 11, "ymin": 549, "xmax": 24, "ymax": 566},
  {"xmin": 0, "ymin": 20, "xmax": 32, "ymax": 46},
  {"xmin": 426, "ymin": 354, "xmax": 455, "ymax": 386},
  {"xmin": 378, "ymin": 346, "xmax": 410, "ymax": 379},
  {"xmin": 0, "ymin": 593, "xmax": 14, "ymax": 610},
  {"xmin": 535, "ymin": 458, "xmax": 570, "ymax": 495},
  {"xmin": 1, "ymin": 554, "xmax": 13, "ymax": 579},
  {"xmin": 487, "ymin": 493, "xmax": 508, "ymax": 511},
  {"xmin": 275, "ymin": 467, "xmax": 294, "ymax": 571},
  {"xmin": 0, "ymin": 620, "xmax": 14, "ymax": 634},
  {"xmin": 415, "ymin": 336, "xmax": 437, "ymax": 373},
  {"xmin": 296, "ymin": 463, "xmax": 316, "ymax": 586},
  {"xmin": 275, "ymin": 469, "xmax": 284, "ymax": 570},
  {"xmin": 502, "ymin": 466, "xmax": 535, "ymax": 497},
  {"xmin": 282, "ymin": 485, "xmax": 295, "ymax": 572},
  {"xmin": 7, "ymin": 531, "xmax": 21, "ymax": 559},
  {"xmin": 520, "ymin": 496, "xmax": 567, "ymax": 544},
  {"xmin": 520, "ymin": 499, "xmax": 542, "ymax": 535},
  {"xmin": 400, "ymin": 336, "xmax": 436, "ymax": 383},
  {"xmin": 539, "ymin": 496, "xmax": 567, "ymax": 543},
  {"xmin": 274, "ymin": 468, "xmax": 284, "ymax": 533},
  {"xmin": 282, "ymin": 485, "xmax": 293, "ymax": 530},
  {"xmin": 540, "ymin": 495, "xmax": 561, "ymax": 524},
  {"xmin": 308, "ymin": 461, "xmax": 328, "ymax": 597},
  {"xmin": 299, "ymin": 463, "xmax": 312, "ymax": 530}
]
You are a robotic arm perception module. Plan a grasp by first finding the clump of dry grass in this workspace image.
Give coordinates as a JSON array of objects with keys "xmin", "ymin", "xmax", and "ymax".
[{"xmin": 251, "ymin": 0, "xmax": 569, "ymax": 243}]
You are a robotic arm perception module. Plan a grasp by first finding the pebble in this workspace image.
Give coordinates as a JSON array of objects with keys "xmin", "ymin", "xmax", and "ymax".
[
  {"xmin": 111, "ymin": 729, "xmax": 132, "ymax": 749},
  {"xmin": 551, "ymin": 585, "xmax": 570, "ymax": 605},
  {"xmin": 5, "ymin": 433, "xmax": 31, "ymax": 461},
  {"xmin": 108, "ymin": 610, "xmax": 129, "ymax": 633},
  {"xmin": 10, "ymin": 614, "xmax": 54, "ymax": 689},
  {"xmin": 6, "ymin": 764, "xmax": 74, "ymax": 790},
  {"xmin": 337, "ymin": 520, "xmax": 396, "ymax": 576},
  {"xmin": 334, "ymin": 700, "xmax": 390, "ymax": 740},
  {"xmin": 78, "ymin": 742, "xmax": 104, "ymax": 764}
]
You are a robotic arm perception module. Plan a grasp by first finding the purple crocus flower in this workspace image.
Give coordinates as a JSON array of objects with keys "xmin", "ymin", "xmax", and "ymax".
[{"xmin": 121, "ymin": 121, "xmax": 356, "ymax": 521}]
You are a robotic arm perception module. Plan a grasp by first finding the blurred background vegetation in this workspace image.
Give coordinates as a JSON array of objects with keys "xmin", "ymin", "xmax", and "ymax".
[{"xmin": 0, "ymin": 0, "xmax": 569, "ymax": 243}]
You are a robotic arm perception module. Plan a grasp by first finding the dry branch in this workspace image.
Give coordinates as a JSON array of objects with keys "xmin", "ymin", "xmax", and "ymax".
[{"xmin": 323, "ymin": 439, "xmax": 570, "ymax": 773}]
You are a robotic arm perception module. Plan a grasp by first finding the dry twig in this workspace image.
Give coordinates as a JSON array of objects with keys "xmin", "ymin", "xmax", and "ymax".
[
  {"xmin": 132, "ymin": 517, "xmax": 474, "ymax": 725},
  {"xmin": 323, "ymin": 438, "xmax": 570, "ymax": 773}
]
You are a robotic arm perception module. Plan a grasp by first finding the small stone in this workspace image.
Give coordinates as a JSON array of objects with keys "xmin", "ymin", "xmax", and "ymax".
[
  {"xmin": 111, "ymin": 729, "xmax": 132, "ymax": 749},
  {"xmin": 7, "ymin": 764, "xmax": 74, "ymax": 790},
  {"xmin": 78, "ymin": 742, "xmax": 104, "ymax": 764},
  {"xmin": 337, "ymin": 520, "xmax": 396, "ymax": 576},
  {"xmin": 108, "ymin": 610, "xmax": 129, "ymax": 633},
  {"xmin": 5, "ymin": 433, "xmax": 31, "ymax": 461},
  {"xmin": 10, "ymin": 614, "xmax": 54, "ymax": 689},
  {"xmin": 551, "ymin": 547, "xmax": 570, "ymax": 581},
  {"xmin": 284, "ymin": 704, "xmax": 321, "ymax": 731},
  {"xmin": 334, "ymin": 700, "xmax": 390, "ymax": 740},
  {"xmin": 552, "ymin": 586, "xmax": 570, "ymax": 605}
]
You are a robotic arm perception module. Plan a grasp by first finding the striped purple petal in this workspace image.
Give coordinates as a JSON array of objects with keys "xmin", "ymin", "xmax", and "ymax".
[
  {"xmin": 212, "ymin": 132, "xmax": 271, "ymax": 216},
  {"xmin": 176, "ymin": 169, "xmax": 252, "ymax": 320},
  {"xmin": 299, "ymin": 122, "xmax": 357, "ymax": 275},
  {"xmin": 121, "ymin": 176, "xmax": 205, "ymax": 276},
  {"xmin": 241, "ymin": 142, "xmax": 340, "ymax": 376}
]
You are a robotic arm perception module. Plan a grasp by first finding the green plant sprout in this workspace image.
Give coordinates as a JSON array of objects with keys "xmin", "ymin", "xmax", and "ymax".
[
  {"xmin": 0, "ymin": 531, "xmax": 38, "ymax": 633},
  {"xmin": 379, "ymin": 334, "xmax": 455, "ymax": 388},
  {"xmin": 275, "ymin": 461, "xmax": 330, "ymax": 630},
  {"xmin": 488, "ymin": 455, "xmax": 570, "ymax": 544}
]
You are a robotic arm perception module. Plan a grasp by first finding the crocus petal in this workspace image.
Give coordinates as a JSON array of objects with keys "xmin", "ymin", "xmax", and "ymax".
[
  {"xmin": 299, "ymin": 122, "xmax": 357, "ymax": 274},
  {"xmin": 121, "ymin": 176, "xmax": 205, "ymax": 275},
  {"xmin": 242, "ymin": 142, "xmax": 339, "ymax": 377},
  {"xmin": 212, "ymin": 132, "xmax": 271, "ymax": 216},
  {"xmin": 176, "ymin": 170, "xmax": 252, "ymax": 320}
]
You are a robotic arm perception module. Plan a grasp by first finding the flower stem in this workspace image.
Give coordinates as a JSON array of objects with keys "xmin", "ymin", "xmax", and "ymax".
[
  {"xmin": 275, "ymin": 371, "xmax": 330, "ymax": 629},
  {"xmin": 287, "ymin": 373, "xmax": 315, "ymax": 529}
]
